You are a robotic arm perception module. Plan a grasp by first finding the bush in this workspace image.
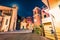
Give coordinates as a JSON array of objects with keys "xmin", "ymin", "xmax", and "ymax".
[{"xmin": 34, "ymin": 25, "xmax": 42, "ymax": 35}]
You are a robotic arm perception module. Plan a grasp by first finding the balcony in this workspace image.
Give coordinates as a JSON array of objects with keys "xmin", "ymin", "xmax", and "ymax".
[{"xmin": 42, "ymin": 17, "xmax": 52, "ymax": 23}]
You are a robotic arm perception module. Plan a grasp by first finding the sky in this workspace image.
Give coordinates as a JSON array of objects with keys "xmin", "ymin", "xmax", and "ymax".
[{"xmin": 0, "ymin": 0, "xmax": 45, "ymax": 17}]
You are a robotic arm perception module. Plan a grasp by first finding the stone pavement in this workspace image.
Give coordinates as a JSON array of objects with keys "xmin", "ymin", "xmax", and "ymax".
[
  {"xmin": 0, "ymin": 30, "xmax": 32, "ymax": 34},
  {"xmin": 0, "ymin": 33, "xmax": 51, "ymax": 40}
]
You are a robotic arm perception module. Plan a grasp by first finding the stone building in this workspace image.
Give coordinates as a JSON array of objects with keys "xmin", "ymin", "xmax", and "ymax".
[
  {"xmin": 0, "ymin": 5, "xmax": 18, "ymax": 32},
  {"xmin": 33, "ymin": 7, "xmax": 41, "ymax": 27}
]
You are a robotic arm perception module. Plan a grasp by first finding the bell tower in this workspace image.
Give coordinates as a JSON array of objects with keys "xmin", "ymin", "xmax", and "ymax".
[{"xmin": 33, "ymin": 7, "xmax": 41, "ymax": 26}]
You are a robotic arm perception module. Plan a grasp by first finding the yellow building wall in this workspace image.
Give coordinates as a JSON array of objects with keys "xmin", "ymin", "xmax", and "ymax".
[
  {"xmin": 42, "ymin": 0, "xmax": 60, "ymax": 40},
  {"xmin": 1, "ymin": 15, "xmax": 11, "ymax": 32},
  {"xmin": 20, "ymin": 22, "xmax": 27, "ymax": 29},
  {"xmin": 49, "ymin": 7, "xmax": 60, "ymax": 40},
  {"xmin": 54, "ymin": 22, "xmax": 60, "ymax": 40},
  {"xmin": 43, "ymin": 23, "xmax": 55, "ymax": 40}
]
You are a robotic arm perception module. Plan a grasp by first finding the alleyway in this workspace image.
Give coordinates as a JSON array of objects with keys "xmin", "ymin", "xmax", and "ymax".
[{"xmin": 0, "ymin": 32, "xmax": 50, "ymax": 40}]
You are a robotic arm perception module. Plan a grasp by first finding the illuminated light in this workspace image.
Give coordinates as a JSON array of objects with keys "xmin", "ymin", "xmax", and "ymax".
[
  {"xmin": 48, "ymin": 6, "xmax": 60, "ymax": 21},
  {"xmin": 34, "ymin": 19, "xmax": 37, "ymax": 22}
]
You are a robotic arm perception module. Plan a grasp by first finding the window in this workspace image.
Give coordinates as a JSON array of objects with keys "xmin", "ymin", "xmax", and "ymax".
[
  {"xmin": 6, "ymin": 19, "xmax": 8, "ymax": 25},
  {"xmin": 0, "ymin": 10, "xmax": 2, "ymax": 16},
  {"xmin": 44, "ymin": 15, "xmax": 46, "ymax": 18}
]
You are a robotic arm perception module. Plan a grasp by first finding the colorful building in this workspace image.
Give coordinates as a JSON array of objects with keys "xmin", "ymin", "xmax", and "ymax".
[
  {"xmin": 26, "ymin": 17, "xmax": 32, "ymax": 23},
  {"xmin": 20, "ymin": 18, "xmax": 27, "ymax": 30},
  {"xmin": 26, "ymin": 17, "xmax": 34, "ymax": 30},
  {"xmin": 42, "ymin": 0, "xmax": 60, "ymax": 40},
  {"xmin": 42, "ymin": 9, "xmax": 55, "ymax": 40},
  {"xmin": 20, "ymin": 17, "xmax": 34, "ymax": 30},
  {"xmin": 33, "ymin": 7, "xmax": 41, "ymax": 27},
  {"xmin": 0, "ymin": 5, "xmax": 18, "ymax": 32}
]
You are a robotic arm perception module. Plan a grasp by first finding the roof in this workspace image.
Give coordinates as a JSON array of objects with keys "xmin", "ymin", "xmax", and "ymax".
[{"xmin": 0, "ymin": 6, "xmax": 12, "ymax": 10}]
